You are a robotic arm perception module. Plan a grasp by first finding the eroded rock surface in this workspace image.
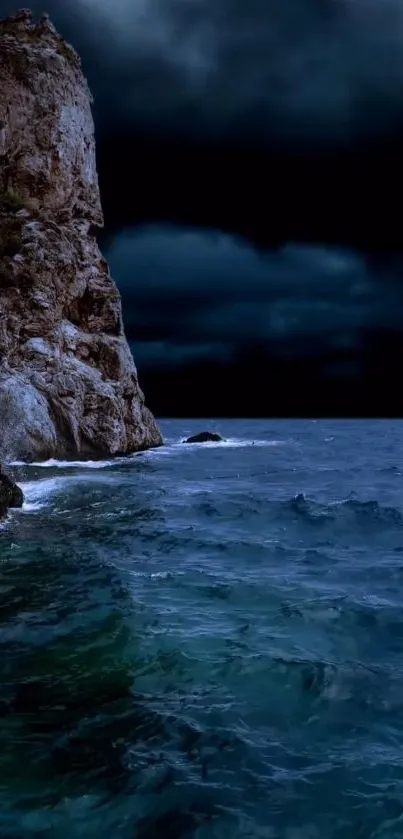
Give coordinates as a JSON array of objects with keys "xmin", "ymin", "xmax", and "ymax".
[{"xmin": 0, "ymin": 9, "xmax": 162, "ymax": 460}]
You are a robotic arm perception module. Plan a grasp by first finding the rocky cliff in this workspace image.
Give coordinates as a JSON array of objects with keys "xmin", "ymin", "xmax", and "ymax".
[{"xmin": 0, "ymin": 9, "xmax": 163, "ymax": 461}]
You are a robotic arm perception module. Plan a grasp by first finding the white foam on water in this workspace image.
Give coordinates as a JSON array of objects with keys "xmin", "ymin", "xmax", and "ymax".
[
  {"xmin": 176, "ymin": 485, "xmax": 214, "ymax": 495},
  {"xmin": 144, "ymin": 438, "xmax": 288, "ymax": 455},
  {"xmin": 0, "ymin": 512, "xmax": 10, "ymax": 530},
  {"xmin": 126, "ymin": 568, "xmax": 174, "ymax": 580},
  {"xmin": 19, "ymin": 471, "xmax": 123, "ymax": 509},
  {"xmin": 18, "ymin": 477, "xmax": 67, "ymax": 512},
  {"xmin": 10, "ymin": 458, "xmax": 118, "ymax": 469},
  {"xmin": 9, "ymin": 438, "xmax": 289, "ymax": 470},
  {"xmin": 179, "ymin": 438, "xmax": 285, "ymax": 448}
]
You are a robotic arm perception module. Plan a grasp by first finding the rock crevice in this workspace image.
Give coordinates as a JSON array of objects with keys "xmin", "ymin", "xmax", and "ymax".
[{"xmin": 0, "ymin": 9, "xmax": 162, "ymax": 460}]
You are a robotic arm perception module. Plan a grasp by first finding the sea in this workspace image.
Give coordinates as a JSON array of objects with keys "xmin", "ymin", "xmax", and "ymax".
[{"xmin": 1, "ymin": 419, "xmax": 403, "ymax": 839}]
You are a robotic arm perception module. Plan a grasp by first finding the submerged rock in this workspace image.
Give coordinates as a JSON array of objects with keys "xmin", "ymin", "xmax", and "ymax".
[
  {"xmin": 184, "ymin": 432, "xmax": 224, "ymax": 443},
  {"xmin": 0, "ymin": 465, "xmax": 24, "ymax": 514},
  {"xmin": 0, "ymin": 10, "xmax": 162, "ymax": 461}
]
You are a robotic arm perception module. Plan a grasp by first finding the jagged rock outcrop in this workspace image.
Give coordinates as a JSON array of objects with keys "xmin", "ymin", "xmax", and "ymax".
[{"xmin": 0, "ymin": 9, "xmax": 163, "ymax": 461}]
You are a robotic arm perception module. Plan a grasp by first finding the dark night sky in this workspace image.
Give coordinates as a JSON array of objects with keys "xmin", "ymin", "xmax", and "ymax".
[{"xmin": 3, "ymin": 0, "xmax": 403, "ymax": 415}]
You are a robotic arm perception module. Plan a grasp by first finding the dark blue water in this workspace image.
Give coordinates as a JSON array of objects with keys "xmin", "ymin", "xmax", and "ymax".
[{"xmin": 1, "ymin": 419, "xmax": 403, "ymax": 838}]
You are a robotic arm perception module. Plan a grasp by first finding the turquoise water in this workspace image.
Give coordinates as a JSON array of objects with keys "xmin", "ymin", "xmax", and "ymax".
[{"xmin": 1, "ymin": 419, "xmax": 403, "ymax": 838}]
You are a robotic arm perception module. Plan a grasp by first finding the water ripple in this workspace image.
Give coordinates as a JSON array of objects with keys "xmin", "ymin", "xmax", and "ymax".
[{"xmin": 1, "ymin": 419, "xmax": 403, "ymax": 838}]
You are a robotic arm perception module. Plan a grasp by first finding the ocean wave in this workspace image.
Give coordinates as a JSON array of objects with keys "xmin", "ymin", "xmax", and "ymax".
[
  {"xmin": 0, "ymin": 512, "xmax": 10, "ymax": 530},
  {"xmin": 141, "ymin": 438, "xmax": 289, "ymax": 458},
  {"xmin": 18, "ymin": 477, "xmax": 68, "ymax": 511},
  {"xmin": 10, "ymin": 457, "xmax": 124, "ymax": 469},
  {"xmin": 287, "ymin": 492, "xmax": 403, "ymax": 528},
  {"xmin": 8, "ymin": 438, "xmax": 288, "ymax": 472},
  {"xmin": 179, "ymin": 437, "xmax": 286, "ymax": 448},
  {"xmin": 266, "ymin": 656, "xmax": 383, "ymax": 707}
]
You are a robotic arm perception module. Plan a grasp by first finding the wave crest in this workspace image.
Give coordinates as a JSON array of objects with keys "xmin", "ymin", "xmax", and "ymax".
[{"xmin": 288, "ymin": 492, "xmax": 403, "ymax": 528}]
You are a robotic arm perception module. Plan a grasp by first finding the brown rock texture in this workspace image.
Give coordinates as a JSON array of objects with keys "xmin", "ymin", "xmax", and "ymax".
[{"xmin": 0, "ymin": 9, "xmax": 163, "ymax": 461}]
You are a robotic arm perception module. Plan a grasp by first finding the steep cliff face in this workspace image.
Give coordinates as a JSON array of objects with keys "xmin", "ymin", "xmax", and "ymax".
[{"xmin": 0, "ymin": 9, "xmax": 163, "ymax": 461}]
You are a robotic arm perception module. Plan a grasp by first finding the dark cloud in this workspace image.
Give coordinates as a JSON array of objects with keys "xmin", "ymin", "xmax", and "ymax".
[
  {"xmin": 106, "ymin": 225, "xmax": 403, "ymax": 380},
  {"xmin": 4, "ymin": 0, "xmax": 403, "ymax": 145},
  {"xmin": 3, "ymin": 1, "xmax": 403, "ymax": 247},
  {"xmin": 104, "ymin": 226, "xmax": 403, "ymax": 416}
]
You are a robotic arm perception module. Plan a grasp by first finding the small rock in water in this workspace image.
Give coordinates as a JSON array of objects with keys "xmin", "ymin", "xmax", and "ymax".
[
  {"xmin": 184, "ymin": 432, "xmax": 224, "ymax": 444},
  {"xmin": 0, "ymin": 465, "xmax": 24, "ymax": 515}
]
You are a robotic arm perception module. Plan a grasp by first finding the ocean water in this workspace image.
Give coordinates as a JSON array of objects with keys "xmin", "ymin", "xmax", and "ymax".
[{"xmin": 1, "ymin": 419, "xmax": 403, "ymax": 838}]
